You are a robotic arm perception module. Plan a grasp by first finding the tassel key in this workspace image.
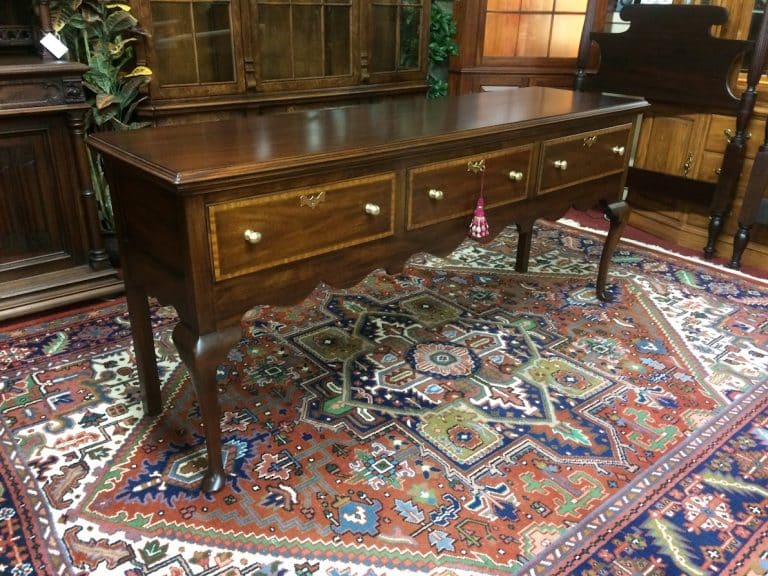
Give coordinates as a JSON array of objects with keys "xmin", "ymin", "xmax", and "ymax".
[
  {"xmin": 469, "ymin": 196, "xmax": 489, "ymax": 240},
  {"xmin": 467, "ymin": 159, "xmax": 490, "ymax": 241}
]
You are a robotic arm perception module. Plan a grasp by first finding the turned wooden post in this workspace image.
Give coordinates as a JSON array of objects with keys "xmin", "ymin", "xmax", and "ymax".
[{"xmin": 705, "ymin": 8, "xmax": 768, "ymax": 260}]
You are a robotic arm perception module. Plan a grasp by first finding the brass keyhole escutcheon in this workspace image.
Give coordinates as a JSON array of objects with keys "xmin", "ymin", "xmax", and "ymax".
[{"xmin": 467, "ymin": 159, "xmax": 486, "ymax": 174}]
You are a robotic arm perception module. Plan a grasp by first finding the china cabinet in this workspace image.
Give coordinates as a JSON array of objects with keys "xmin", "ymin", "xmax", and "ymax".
[
  {"xmin": 0, "ymin": 1, "xmax": 122, "ymax": 320},
  {"xmin": 131, "ymin": 0, "xmax": 431, "ymax": 124}
]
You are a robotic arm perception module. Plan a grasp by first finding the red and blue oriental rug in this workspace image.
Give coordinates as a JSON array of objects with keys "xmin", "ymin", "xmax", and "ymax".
[{"xmin": 0, "ymin": 220, "xmax": 766, "ymax": 575}]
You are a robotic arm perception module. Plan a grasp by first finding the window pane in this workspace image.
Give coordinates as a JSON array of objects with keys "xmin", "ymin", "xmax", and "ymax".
[
  {"xmin": 555, "ymin": 0, "xmax": 587, "ymax": 11},
  {"xmin": 550, "ymin": 14, "xmax": 584, "ymax": 57},
  {"xmin": 193, "ymin": 3, "xmax": 234, "ymax": 83},
  {"xmin": 516, "ymin": 14, "xmax": 551, "ymax": 57},
  {"xmin": 483, "ymin": 13, "xmax": 519, "ymax": 57},
  {"xmin": 400, "ymin": 4, "xmax": 421, "ymax": 69},
  {"xmin": 258, "ymin": 4, "xmax": 291, "ymax": 79},
  {"xmin": 256, "ymin": 0, "xmax": 351, "ymax": 81},
  {"xmin": 325, "ymin": 6, "xmax": 351, "ymax": 75},
  {"xmin": 370, "ymin": 5, "xmax": 397, "ymax": 72},
  {"xmin": 487, "ymin": 0, "xmax": 521, "ymax": 10},
  {"xmin": 293, "ymin": 5, "xmax": 323, "ymax": 77},
  {"xmin": 521, "ymin": 0, "xmax": 554, "ymax": 12},
  {"xmin": 151, "ymin": 2, "xmax": 197, "ymax": 85}
]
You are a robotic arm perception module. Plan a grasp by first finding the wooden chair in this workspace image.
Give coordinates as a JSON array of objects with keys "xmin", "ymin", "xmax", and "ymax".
[
  {"xmin": 731, "ymin": 128, "xmax": 768, "ymax": 268},
  {"xmin": 575, "ymin": 4, "xmax": 768, "ymax": 268}
]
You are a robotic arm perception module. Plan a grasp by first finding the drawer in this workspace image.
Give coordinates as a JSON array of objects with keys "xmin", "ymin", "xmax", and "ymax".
[
  {"xmin": 407, "ymin": 145, "xmax": 532, "ymax": 230},
  {"xmin": 0, "ymin": 79, "xmax": 65, "ymax": 110},
  {"xmin": 705, "ymin": 115, "xmax": 764, "ymax": 158},
  {"xmin": 208, "ymin": 173, "xmax": 395, "ymax": 281},
  {"xmin": 539, "ymin": 124, "xmax": 632, "ymax": 194}
]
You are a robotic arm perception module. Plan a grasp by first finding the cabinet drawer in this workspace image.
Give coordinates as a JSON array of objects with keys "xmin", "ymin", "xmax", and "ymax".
[
  {"xmin": 705, "ymin": 115, "xmax": 764, "ymax": 158},
  {"xmin": 208, "ymin": 174, "xmax": 395, "ymax": 281},
  {"xmin": 539, "ymin": 125, "xmax": 632, "ymax": 194},
  {"xmin": 407, "ymin": 145, "xmax": 532, "ymax": 230}
]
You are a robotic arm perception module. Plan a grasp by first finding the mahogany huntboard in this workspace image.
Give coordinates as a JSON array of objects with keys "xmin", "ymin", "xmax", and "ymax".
[{"xmin": 88, "ymin": 87, "xmax": 649, "ymax": 493}]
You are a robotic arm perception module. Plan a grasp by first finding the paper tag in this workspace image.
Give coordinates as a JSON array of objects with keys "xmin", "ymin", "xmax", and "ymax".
[{"xmin": 40, "ymin": 33, "xmax": 69, "ymax": 59}]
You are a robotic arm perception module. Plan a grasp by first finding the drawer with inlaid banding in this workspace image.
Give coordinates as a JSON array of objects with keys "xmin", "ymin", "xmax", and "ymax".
[
  {"xmin": 407, "ymin": 145, "xmax": 533, "ymax": 230},
  {"xmin": 207, "ymin": 173, "xmax": 396, "ymax": 281},
  {"xmin": 539, "ymin": 124, "xmax": 632, "ymax": 194}
]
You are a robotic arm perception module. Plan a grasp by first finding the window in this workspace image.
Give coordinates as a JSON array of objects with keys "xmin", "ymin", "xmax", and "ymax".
[{"xmin": 483, "ymin": 0, "xmax": 588, "ymax": 60}]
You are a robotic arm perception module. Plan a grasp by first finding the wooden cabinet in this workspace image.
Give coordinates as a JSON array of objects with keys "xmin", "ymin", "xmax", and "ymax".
[
  {"xmin": 630, "ymin": 108, "xmax": 768, "ymax": 268},
  {"xmin": 132, "ymin": 0, "xmax": 431, "ymax": 124},
  {"xmin": 448, "ymin": 0, "xmax": 608, "ymax": 94},
  {"xmin": 0, "ymin": 5, "xmax": 122, "ymax": 320}
]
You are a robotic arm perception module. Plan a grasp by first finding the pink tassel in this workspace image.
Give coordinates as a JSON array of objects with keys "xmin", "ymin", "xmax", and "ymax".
[
  {"xmin": 469, "ymin": 169, "xmax": 489, "ymax": 240},
  {"xmin": 469, "ymin": 196, "xmax": 489, "ymax": 240}
]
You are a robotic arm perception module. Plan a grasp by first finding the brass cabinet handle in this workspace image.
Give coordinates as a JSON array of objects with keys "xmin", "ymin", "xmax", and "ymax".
[
  {"xmin": 244, "ymin": 229, "xmax": 262, "ymax": 244},
  {"xmin": 611, "ymin": 145, "xmax": 625, "ymax": 156},
  {"xmin": 428, "ymin": 188, "xmax": 444, "ymax": 200},
  {"xmin": 682, "ymin": 151, "xmax": 694, "ymax": 177},
  {"xmin": 553, "ymin": 159, "xmax": 568, "ymax": 170},
  {"xmin": 364, "ymin": 203, "xmax": 381, "ymax": 216},
  {"xmin": 508, "ymin": 170, "xmax": 524, "ymax": 181},
  {"xmin": 724, "ymin": 128, "xmax": 752, "ymax": 143}
]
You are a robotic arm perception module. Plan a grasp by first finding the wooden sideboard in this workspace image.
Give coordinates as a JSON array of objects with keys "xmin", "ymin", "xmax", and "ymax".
[{"xmin": 88, "ymin": 87, "xmax": 649, "ymax": 492}]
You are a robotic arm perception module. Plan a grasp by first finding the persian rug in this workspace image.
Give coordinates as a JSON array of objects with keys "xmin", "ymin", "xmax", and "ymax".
[{"xmin": 0, "ymin": 220, "xmax": 766, "ymax": 576}]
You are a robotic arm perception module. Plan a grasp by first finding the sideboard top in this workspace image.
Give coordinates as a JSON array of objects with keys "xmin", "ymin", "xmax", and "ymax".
[{"xmin": 88, "ymin": 87, "xmax": 648, "ymax": 188}]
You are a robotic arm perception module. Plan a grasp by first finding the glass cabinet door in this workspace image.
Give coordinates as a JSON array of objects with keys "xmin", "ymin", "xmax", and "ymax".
[
  {"xmin": 146, "ymin": 0, "xmax": 244, "ymax": 97},
  {"xmin": 252, "ymin": 0, "xmax": 354, "ymax": 88},
  {"xmin": 368, "ymin": 0, "xmax": 424, "ymax": 74},
  {"xmin": 137, "ymin": 0, "xmax": 429, "ymax": 102}
]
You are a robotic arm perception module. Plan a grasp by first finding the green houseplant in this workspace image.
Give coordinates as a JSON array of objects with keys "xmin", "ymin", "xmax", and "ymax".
[
  {"xmin": 50, "ymin": 0, "xmax": 152, "ymax": 238},
  {"xmin": 427, "ymin": 2, "xmax": 458, "ymax": 98}
]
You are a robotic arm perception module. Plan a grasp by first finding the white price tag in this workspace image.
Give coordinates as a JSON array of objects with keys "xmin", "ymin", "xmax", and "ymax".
[{"xmin": 40, "ymin": 33, "xmax": 69, "ymax": 59}]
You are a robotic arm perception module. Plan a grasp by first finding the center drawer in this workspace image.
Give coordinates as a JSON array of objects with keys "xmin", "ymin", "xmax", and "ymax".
[
  {"xmin": 539, "ymin": 124, "xmax": 632, "ymax": 194},
  {"xmin": 208, "ymin": 173, "xmax": 396, "ymax": 281},
  {"xmin": 407, "ymin": 145, "xmax": 533, "ymax": 230}
]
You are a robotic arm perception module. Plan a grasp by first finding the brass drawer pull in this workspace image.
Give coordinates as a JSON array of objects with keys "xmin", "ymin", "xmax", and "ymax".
[
  {"xmin": 553, "ymin": 159, "xmax": 568, "ymax": 170},
  {"xmin": 724, "ymin": 128, "xmax": 752, "ymax": 143},
  {"xmin": 428, "ymin": 188, "xmax": 444, "ymax": 200},
  {"xmin": 611, "ymin": 146, "xmax": 625, "ymax": 156},
  {"xmin": 508, "ymin": 170, "xmax": 524, "ymax": 181},
  {"xmin": 364, "ymin": 203, "xmax": 381, "ymax": 216},
  {"xmin": 244, "ymin": 229, "xmax": 262, "ymax": 244},
  {"xmin": 682, "ymin": 151, "xmax": 694, "ymax": 177}
]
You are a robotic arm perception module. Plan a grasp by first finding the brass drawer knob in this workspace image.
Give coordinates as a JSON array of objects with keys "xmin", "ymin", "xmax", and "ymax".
[
  {"xmin": 364, "ymin": 203, "xmax": 381, "ymax": 216},
  {"xmin": 243, "ymin": 229, "xmax": 262, "ymax": 244},
  {"xmin": 508, "ymin": 170, "xmax": 524, "ymax": 181},
  {"xmin": 428, "ymin": 188, "xmax": 444, "ymax": 200},
  {"xmin": 611, "ymin": 145, "xmax": 625, "ymax": 156},
  {"xmin": 553, "ymin": 159, "xmax": 568, "ymax": 170}
]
